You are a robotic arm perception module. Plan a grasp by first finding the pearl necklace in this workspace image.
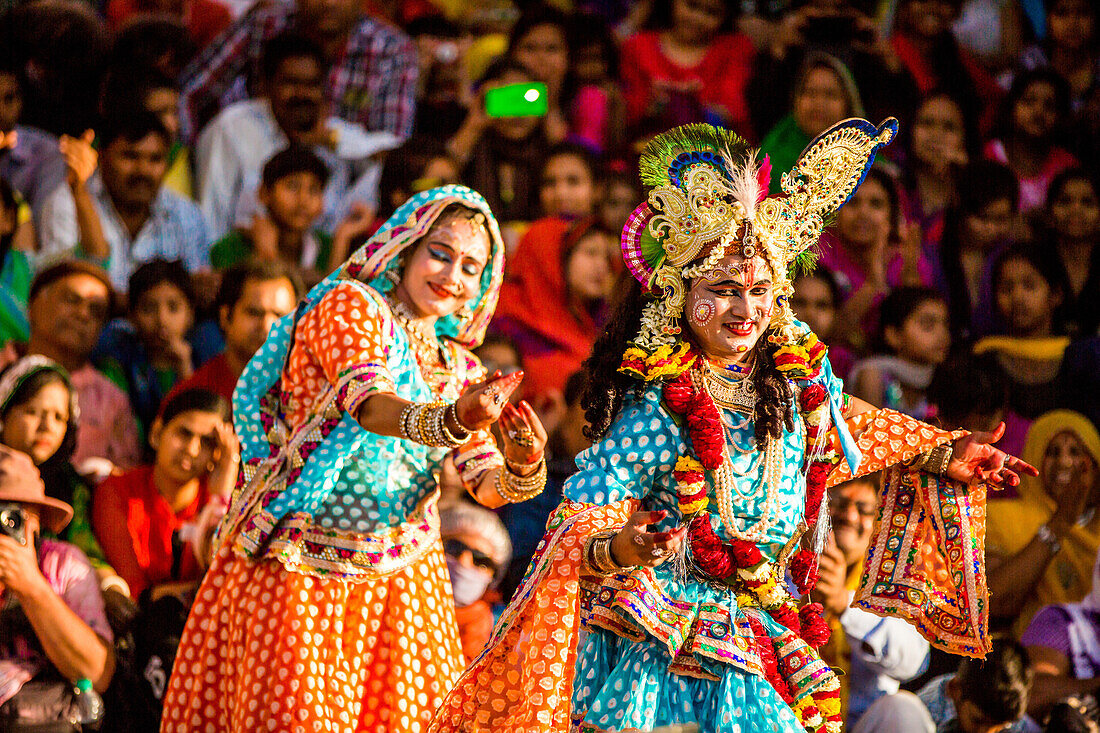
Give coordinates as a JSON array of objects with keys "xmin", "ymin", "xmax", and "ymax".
[{"xmin": 387, "ymin": 295, "xmax": 442, "ymax": 368}]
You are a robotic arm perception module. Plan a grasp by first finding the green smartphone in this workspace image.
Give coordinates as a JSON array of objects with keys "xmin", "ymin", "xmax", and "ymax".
[{"xmin": 484, "ymin": 82, "xmax": 548, "ymax": 119}]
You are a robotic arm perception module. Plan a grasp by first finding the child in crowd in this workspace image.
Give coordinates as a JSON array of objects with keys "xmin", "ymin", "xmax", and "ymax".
[
  {"xmin": 566, "ymin": 14, "xmax": 625, "ymax": 154},
  {"xmin": 1042, "ymin": 168, "xmax": 1100, "ymax": 337},
  {"xmin": 928, "ymin": 349, "xmax": 1029, "ymax": 459},
  {"xmin": 596, "ymin": 163, "xmax": 642, "ymax": 234},
  {"xmin": 849, "ymin": 286, "xmax": 950, "ymax": 421},
  {"xmin": 0, "ymin": 176, "xmax": 31, "ymax": 347},
  {"xmin": 0, "ymin": 355, "xmax": 115, "ymax": 582},
  {"xmin": 376, "ymin": 135, "xmax": 460, "ymax": 226},
  {"xmin": 440, "ymin": 501, "xmax": 512, "ymax": 662},
  {"xmin": 985, "ymin": 68, "xmax": 1079, "ymax": 211},
  {"xmin": 539, "ymin": 142, "xmax": 598, "ymax": 220},
  {"xmin": 96, "ymin": 259, "xmax": 198, "ymax": 435},
  {"xmin": 974, "ymin": 246, "xmax": 1069, "ymax": 420},
  {"xmin": 92, "ymin": 388, "xmax": 237, "ymax": 602},
  {"xmin": 791, "ymin": 269, "xmax": 855, "ymax": 380}
]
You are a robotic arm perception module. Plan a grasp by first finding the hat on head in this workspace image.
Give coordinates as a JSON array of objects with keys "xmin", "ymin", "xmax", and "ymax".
[{"xmin": 0, "ymin": 445, "xmax": 73, "ymax": 534}]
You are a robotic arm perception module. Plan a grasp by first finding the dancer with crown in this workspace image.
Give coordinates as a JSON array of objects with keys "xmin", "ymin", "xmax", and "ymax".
[{"xmin": 431, "ymin": 120, "xmax": 1036, "ymax": 733}]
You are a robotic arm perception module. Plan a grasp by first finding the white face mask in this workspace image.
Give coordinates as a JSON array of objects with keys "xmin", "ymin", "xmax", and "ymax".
[{"xmin": 446, "ymin": 555, "xmax": 493, "ymax": 607}]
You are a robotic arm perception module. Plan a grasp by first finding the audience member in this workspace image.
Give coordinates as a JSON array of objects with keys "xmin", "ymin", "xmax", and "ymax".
[
  {"xmin": 565, "ymin": 13, "xmax": 626, "ymax": 154},
  {"xmin": 1023, "ymin": 550, "xmax": 1100, "ymax": 722},
  {"xmin": 987, "ymin": 410, "xmax": 1100, "ymax": 636},
  {"xmin": 985, "ymin": 68, "xmax": 1079, "ymax": 212},
  {"xmin": 1011, "ymin": 0, "xmax": 1097, "ymax": 111},
  {"xmin": 938, "ymin": 161, "xmax": 1021, "ymax": 338},
  {"xmin": 819, "ymin": 167, "xmax": 929, "ymax": 350},
  {"xmin": 439, "ymin": 501, "xmax": 511, "ymax": 662},
  {"xmin": 105, "ymin": 0, "xmax": 231, "ymax": 50},
  {"xmin": 595, "ymin": 162, "xmax": 641, "ymax": 235},
  {"xmin": 973, "ymin": 246, "xmax": 1068, "ymax": 420},
  {"xmin": 899, "ymin": 91, "xmax": 975, "ymax": 252},
  {"xmin": 538, "ymin": 143, "xmax": 598, "ymax": 220},
  {"xmin": 375, "ymin": 135, "xmax": 460, "ymax": 226},
  {"xmin": 195, "ymin": 32, "xmax": 398, "ymax": 239},
  {"xmin": 38, "ymin": 112, "xmax": 210, "ymax": 291},
  {"xmin": 853, "ymin": 638, "xmax": 1034, "ymax": 732},
  {"xmin": 498, "ymin": 370, "xmax": 588, "ymax": 602},
  {"xmin": 760, "ymin": 53, "xmax": 863, "ymax": 193},
  {"xmin": 405, "ymin": 15, "xmax": 471, "ymax": 142},
  {"xmin": 507, "ymin": 5, "xmax": 571, "ymax": 145},
  {"xmin": 619, "ymin": 0, "xmax": 756, "ymax": 140},
  {"xmin": 177, "ymin": 0, "xmax": 418, "ymax": 143},
  {"xmin": 790, "ymin": 269, "xmax": 855, "ymax": 379},
  {"xmin": 0, "ymin": 446, "xmax": 115, "ymax": 721},
  {"xmin": 928, "ymin": 348, "xmax": 1029, "ymax": 458},
  {"xmin": 108, "ymin": 15, "xmax": 197, "ymax": 82},
  {"xmin": 13, "ymin": 262, "xmax": 142, "ymax": 473},
  {"xmin": 0, "ymin": 60, "xmax": 66, "ymax": 232},
  {"xmin": 0, "ymin": 355, "xmax": 115, "ymax": 578},
  {"xmin": 1040, "ymin": 168, "xmax": 1099, "ymax": 338},
  {"xmin": 92, "ymin": 388, "xmax": 235, "ymax": 601},
  {"xmin": 165, "ymin": 260, "xmax": 300, "ymax": 407},
  {"xmin": 449, "ymin": 59, "xmax": 551, "ymax": 225},
  {"xmin": 815, "ymin": 474, "xmax": 930, "ymax": 727},
  {"xmin": 0, "ymin": 178, "xmax": 31, "ymax": 347},
  {"xmin": 95, "ymin": 260, "xmax": 199, "ymax": 434},
  {"xmin": 849, "ymin": 286, "xmax": 950, "ymax": 420},
  {"xmin": 492, "ymin": 217, "xmax": 615, "ymax": 403}
]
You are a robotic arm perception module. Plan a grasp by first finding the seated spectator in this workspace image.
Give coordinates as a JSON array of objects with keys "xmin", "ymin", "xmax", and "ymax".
[
  {"xmin": 406, "ymin": 15, "xmax": 471, "ymax": 142},
  {"xmin": 448, "ymin": 59, "xmax": 550, "ymax": 224},
  {"xmin": 849, "ymin": 287, "xmax": 950, "ymax": 421},
  {"xmin": 439, "ymin": 501, "xmax": 511, "ymax": 662},
  {"xmin": 177, "ymin": 0, "xmax": 417, "ymax": 143},
  {"xmin": 492, "ymin": 217, "xmax": 615, "ymax": 403},
  {"xmin": 985, "ymin": 69, "xmax": 1079, "ymax": 213},
  {"xmin": 38, "ymin": 113, "xmax": 210, "ymax": 292},
  {"xmin": 0, "ymin": 356, "xmax": 113, "ymax": 577},
  {"xmin": 95, "ymin": 260, "xmax": 199, "ymax": 434},
  {"xmin": 165, "ymin": 260, "xmax": 301, "ymax": 407},
  {"xmin": 1039, "ymin": 168, "xmax": 1100, "ymax": 338},
  {"xmin": 928, "ymin": 348, "xmax": 1029, "ymax": 459},
  {"xmin": 507, "ymin": 5, "xmax": 572, "ymax": 145},
  {"xmin": 987, "ymin": 410, "xmax": 1100, "ymax": 636},
  {"xmin": 619, "ymin": 0, "xmax": 755, "ymax": 140},
  {"xmin": 0, "ymin": 445, "xmax": 115, "ymax": 718},
  {"xmin": 899, "ymin": 91, "xmax": 975, "ymax": 254},
  {"xmin": 195, "ymin": 32, "xmax": 399, "ymax": 239},
  {"xmin": 0, "ymin": 178, "xmax": 32, "ymax": 347},
  {"xmin": 889, "ymin": 0, "xmax": 1001, "ymax": 128},
  {"xmin": 498, "ymin": 370, "xmax": 589, "ymax": 601},
  {"xmin": 790, "ymin": 269, "xmax": 855, "ymax": 380},
  {"xmin": 1010, "ymin": 0, "xmax": 1097, "ymax": 113},
  {"xmin": 538, "ymin": 143, "xmax": 598, "ymax": 220},
  {"xmin": 595, "ymin": 162, "xmax": 642, "ymax": 235},
  {"xmin": 9, "ymin": 262, "xmax": 142, "ymax": 472},
  {"xmin": 100, "ymin": 67, "xmax": 194, "ymax": 201},
  {"xmin": 565, "ymin": 13, "xmax": 626, "ymax": 154},
  {"xmin": 105, "ymin": 0, "xmax": 232, "ymax": 50},
  {"xmin": 854, "ymin": 638, "xmax": 1033, "ymax": 732},
  {"xmin": 938, "ymin": 161, "xmax": 1021, "ymax": 339},
  {"xmin": 815, "ymin": 474, "xmax": 931, "ymax": 728},
  {"xmin": 375, "ymin": 135, "xmax": 460, "ymax": 228},
  {"xmin": 973, "ymin": 246, "xmax": 1068, "ymax": 420},
  {"xmin": 0, "ymin": 60, "xmax": 66, "ymax": 232},
  {"xmin": 1022, "ymin": 549, "xmax": 1100, "ymax": 722},
  {"xmin": 819, "ymin": 167, "xmax": 931, "ymax": 350},
  {"xmin": 760, "ymin": 53, "xmax": 863, "ymax": 193},
  {"xmin": 93, "ymin": 388, "xmax": 236, "ymax": 601}
]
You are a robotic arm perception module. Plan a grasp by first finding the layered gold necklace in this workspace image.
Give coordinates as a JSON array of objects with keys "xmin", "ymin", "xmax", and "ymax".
[
  {"xmin": 701, "ymin": 359, "xmax": 756, "ymax": 415},
  {"xmin": 387, "ymin": 295, "xmax": 443, "ymax": 369}
]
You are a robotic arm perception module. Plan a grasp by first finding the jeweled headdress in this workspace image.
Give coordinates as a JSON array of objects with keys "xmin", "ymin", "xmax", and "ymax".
[{"xmin": 621, "ymin": 117, "xmax": 898, "ymax": 357}]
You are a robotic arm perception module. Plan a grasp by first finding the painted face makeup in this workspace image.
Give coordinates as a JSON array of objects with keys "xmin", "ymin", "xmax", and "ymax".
[
  {"xmin": 398, "ymin": 212, "xmax": 490, "ymax": 320},
  {"xmin": 684, "ymin": 253, "xmax": 775, "ymax": 362}
]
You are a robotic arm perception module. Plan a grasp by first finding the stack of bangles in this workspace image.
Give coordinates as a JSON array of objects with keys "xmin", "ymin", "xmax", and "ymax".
[
  {"xmin": 584, "ymin": 530, "xmax": 630, "ymax": 576},
  {"xmin": 915, "ymin": 443, "xmax": 952, "ymax": 476},
  {"xmin": 398, "ymin": 401, "xmax": 471, "ymax": 448},
  {"xmin": 494, "ymin": 457, "xmax": 548, "ymax": 503}
]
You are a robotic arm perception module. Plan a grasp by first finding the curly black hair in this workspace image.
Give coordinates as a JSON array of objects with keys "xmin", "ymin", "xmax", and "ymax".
[{"xmin": 581, "ymin": 276, "xmax": 794, "ymax": 445}]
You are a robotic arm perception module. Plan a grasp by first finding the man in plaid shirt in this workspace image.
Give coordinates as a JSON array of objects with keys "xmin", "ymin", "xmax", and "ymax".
[{"xmin": 178, "ymin": 0, "xmax": 417, "ymax": 145}]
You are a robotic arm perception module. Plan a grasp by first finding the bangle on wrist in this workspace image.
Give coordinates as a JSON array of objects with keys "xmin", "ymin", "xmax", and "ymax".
[
  {"xmin": 918, "ymin": 444, "xmax": 952, "ymax": 476},
  {"xmin": 505, "ymin": 454, "xmax": 542, "ymax": 476},
  {"xmin": 398, "ymin": 401, "xmax": 468, "ymax": 448},
  {"xmin": 584, "ymin": 530, "xmax": 630, "ymax": 576},
  {"xmin": 494, "ymin": 459, "xmax": 547, "ymax": 503}
]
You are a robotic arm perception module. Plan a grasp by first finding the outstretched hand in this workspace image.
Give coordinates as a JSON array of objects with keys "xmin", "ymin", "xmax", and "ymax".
[
  {"xmin": 453, "ymin": 370, "xmax": 524, "ymax": 432},
  {"xmin": 947, "ymin": 422, "xmax": 1038, "ymax": 489},
  {"xmin": 610, "ymin": 511, "xmax": 687, "ymax": 568}
]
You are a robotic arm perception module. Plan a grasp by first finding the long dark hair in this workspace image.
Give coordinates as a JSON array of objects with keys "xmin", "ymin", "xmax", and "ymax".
[
  {"xmin": 0, "ymin": 367, "xmax": 79, "ymax": 504},
  {"xmin": 581, "ymin": 277, "xmax": 794, "ymax": 445}
]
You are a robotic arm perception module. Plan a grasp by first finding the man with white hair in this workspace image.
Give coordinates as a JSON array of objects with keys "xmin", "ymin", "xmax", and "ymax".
[{"xmin": 439, "ymin": 501, "xmax": 512, "ymax": 662}]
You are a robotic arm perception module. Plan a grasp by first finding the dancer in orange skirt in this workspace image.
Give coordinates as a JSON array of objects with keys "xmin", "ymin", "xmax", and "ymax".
[{"xmin": 161, "ymin": 185, "xmax": 549, "ymax": 731}]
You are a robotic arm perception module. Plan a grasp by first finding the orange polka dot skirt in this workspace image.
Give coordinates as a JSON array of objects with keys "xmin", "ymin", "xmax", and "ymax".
[{"xmin": 161, "ymin": 541, "xmax": 465, "ymax": 732}]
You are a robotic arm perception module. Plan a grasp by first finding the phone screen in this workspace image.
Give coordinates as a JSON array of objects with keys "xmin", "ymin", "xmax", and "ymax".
[{"xmin": 485, "ymin": 82, "xmax": 549, "ymax": 119}]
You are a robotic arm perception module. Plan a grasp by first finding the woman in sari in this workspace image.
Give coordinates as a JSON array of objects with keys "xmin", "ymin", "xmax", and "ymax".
[
  {"xmin": 432, "ymin": 121, "xmax": 1035, "ymax": 733},
  {"xmin": 160, "ymin": 185, "xmax": 550, "ymax": 731}
]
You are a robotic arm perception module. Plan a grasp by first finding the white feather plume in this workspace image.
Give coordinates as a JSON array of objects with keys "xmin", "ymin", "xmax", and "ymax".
[{"xmin": 723, "ymin": 147, "xmax": 763, "ymax": 221}]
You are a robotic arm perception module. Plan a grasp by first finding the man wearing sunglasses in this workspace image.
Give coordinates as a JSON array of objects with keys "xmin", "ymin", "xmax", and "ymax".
[
  {"xmin": 439, "ymin": 502, "xmax": 511, "ymax": 662},
  {"xmin": 815, "ymin": 474, "xmax": 932, "ymax": 730}
]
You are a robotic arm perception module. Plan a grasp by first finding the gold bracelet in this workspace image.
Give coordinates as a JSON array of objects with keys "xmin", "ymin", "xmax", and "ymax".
[
  {"xmin": 440, "ymin": 401, "xmax": 470, "ymax": 446},
  {"xmin": 494, "ymin": 459, "xmax": 547, "ymax": 503},
  {"xmin": 584, "ymin": 530, "xmax": 630, "ymax": 576},
  {"xmin": 401, "ymin": 401, "xmax": 466, "ymax": 448},
  {"xmin": 919, "ymin": 444, "xmax": 953, "ymax": 476}
]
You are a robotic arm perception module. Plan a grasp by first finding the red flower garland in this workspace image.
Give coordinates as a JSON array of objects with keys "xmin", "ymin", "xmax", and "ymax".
[
  {"xmin": 749, "ymin": 616, "xmax": 794, "ymax": 705},
  {"xmin": 798, "ymin": 602, "xmax": 831, "ymax": 649},
  {"xmin": 789, "ymin": 549, "xmax": 820, "ymax": 596}
]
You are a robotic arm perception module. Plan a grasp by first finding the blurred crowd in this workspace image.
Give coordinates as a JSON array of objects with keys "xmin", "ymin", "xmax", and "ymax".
[{"xmin": 0, "ymin": 0, "xmax": 1097, "ymax": 729}]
